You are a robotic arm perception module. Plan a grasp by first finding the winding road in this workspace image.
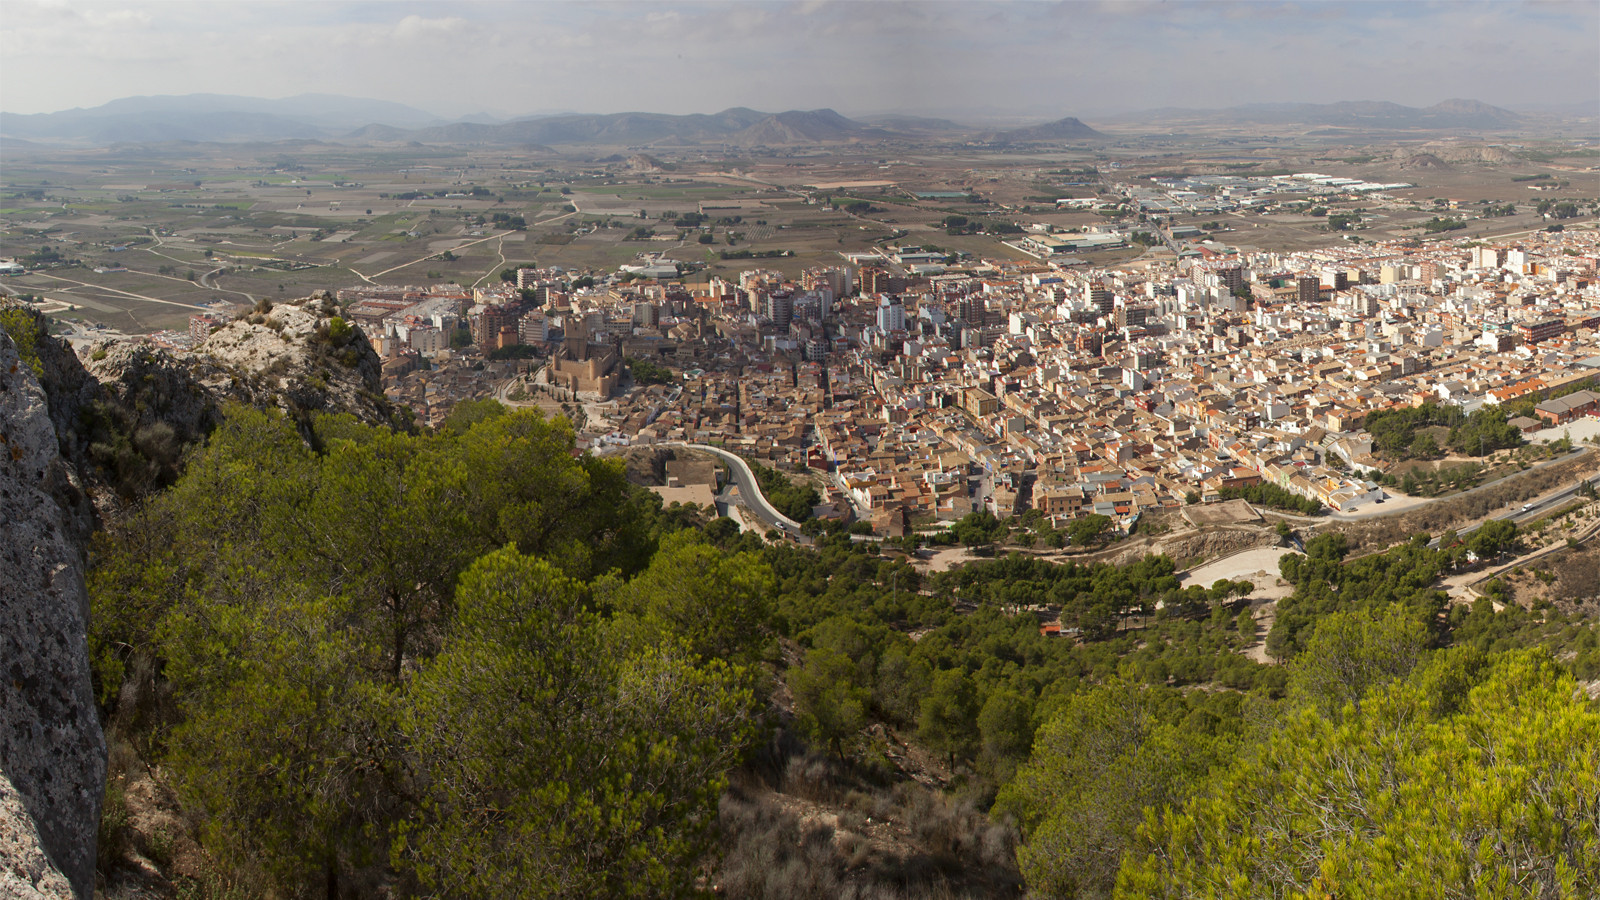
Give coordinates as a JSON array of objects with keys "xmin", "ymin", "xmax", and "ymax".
[
  {"xmin": 662, "ymin": 441, "xmax": 805, "ymax": 538},
  {"xmin": 199, "ymin": 266, "xmax": 255, "ymax": 303}
]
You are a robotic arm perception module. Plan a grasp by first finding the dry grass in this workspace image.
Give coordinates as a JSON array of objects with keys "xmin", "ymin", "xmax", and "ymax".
[{"xmin": 714, "ymin": 732, "xmax": 1021, "ymax": 900}]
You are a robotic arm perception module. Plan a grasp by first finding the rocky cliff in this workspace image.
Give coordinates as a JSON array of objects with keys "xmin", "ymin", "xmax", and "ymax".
[
  {"xmin": 0, "ymin": 293, "xmax": 393, "ymax": 895},
  {"xmin": 0, "ymin": 327, "xmax": 104, "ymax": 898}
]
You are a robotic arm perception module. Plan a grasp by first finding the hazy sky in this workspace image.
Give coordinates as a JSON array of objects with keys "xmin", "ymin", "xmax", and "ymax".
[{"xmin": 2, "ymin": 0, "xmax": 1596, "ymax": 120}]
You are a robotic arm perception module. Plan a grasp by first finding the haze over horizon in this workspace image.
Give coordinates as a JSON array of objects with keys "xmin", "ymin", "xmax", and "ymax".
[{"xmin": 2, "ymin": 0, "xmax": 1596, "ymax": 123}]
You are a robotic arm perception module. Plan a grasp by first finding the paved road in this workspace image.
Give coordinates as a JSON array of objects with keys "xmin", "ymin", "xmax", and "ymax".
[
  {"xmin": 664, "ymin": 441, "xmax": 805, "ymax": 538},
  {"xmin": 1430, "ymin": 461, "xmax": 1600, "ymax": 548},
  {"xmin": 1332, "ymin": 447, "xmax": 1589, "ymax": 521}
]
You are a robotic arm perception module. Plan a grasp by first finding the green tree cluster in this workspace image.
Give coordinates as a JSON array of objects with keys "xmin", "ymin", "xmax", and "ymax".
[
  {"xmin": 947, "ymin": 509, "xmax": 1011, "ymax": 549},
  {"xmin": 1067, "ymin": 513, "xmax": 1114, "ymax": 546},
  {"xmin": 1122, "ymin": 648, "xmax": 1600, "ymax": 896},
  {"xmin": 1364, "ymin": 402, "xmax": 1522, "ymax": 459},
  {"xmin": 1216, "ymin": 482, "xmax": 1321, "ymax": 515},
  {"xmin": 1537, "ymin": 199, "xmax": 1582, "ymax": 219},
  {"xmin": 84, "ymin": 393, "xmax": 1600, "ymax": 896},
  {"xmin": 793, "ymin": 517, "xmax": 1600, "ymax": 897},
  {"xmin": 91, "ymin": 406, "xmax": 765, "ymax": 895},
  {"xmin": 0, "ymin": 306, "xmax": 45, "ymax": 376},
  {"xmin": 1449, "ymin": 405, "xmax": 1525, "ymax": 456},
  {"xmin": 994, "ymin": 535, "xmax": 1600, "ymax": 898},
  {"xmin": 763, "ymin": 543, "xmax": 1177, "ymax": 780},
  {"xmin": 997, "ymin": 683, "xmax": 1237, "ymax": 900},
  {"xmin": 1269, "ymin": 532, "xmax": 1446, "ymax": 659},
  {"xmin": 625, "ymin": 356, "xmax": 675, "ymax": 385},
  {"xmin": 933, "ymin": 553, "xmax": 1186, "ymax": 643},
  {"xmin": 398, "ymin": 547, "xmax": 756, "ymax": 896},
  {"xmin": 717, "ymin": 248, "xmax": 791, "ymax": 260},
  {"xmin": 747, "ymin": 459, "xmax": 820, "ymax": 522}
]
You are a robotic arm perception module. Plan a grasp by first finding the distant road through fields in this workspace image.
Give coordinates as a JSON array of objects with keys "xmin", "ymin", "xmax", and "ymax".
[
  {"xmin": 30, "ymin": 273, "xmax": 207, "ymax": 311},
  {"xmin": 199, "ymin": 267, "xmax": 255, "ymax": 303},
  {"xmin": 348, "ymin": 229, "xmax": 515, "ymax": 285}
]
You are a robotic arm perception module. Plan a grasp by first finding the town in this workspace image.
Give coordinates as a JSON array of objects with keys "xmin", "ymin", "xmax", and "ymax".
[
  {"xmin": 5, "ymin": 0, "xmax": 1600, "ymax": 892},
  {"xmin": 5, "ymin": 136, "xmax": 1595, "ymax": 543},
  {"xmin": 213, "ymin": 215, "xmax": 1596, "ymax": 541}
]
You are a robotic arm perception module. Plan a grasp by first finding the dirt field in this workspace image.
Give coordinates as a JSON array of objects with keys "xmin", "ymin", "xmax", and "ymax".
[
  {"xmin": 1181, "ymin": 547, "xmax": 1300, "ymax": 601},
  {"xmin": 1182, "ymin": 499, "xmax": 1261, "ymax": 527}
]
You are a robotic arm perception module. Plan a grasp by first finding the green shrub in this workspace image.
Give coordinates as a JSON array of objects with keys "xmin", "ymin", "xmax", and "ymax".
[{"xmin": 0, "ymin": 308, "xmax": 44, "ymax": 376}]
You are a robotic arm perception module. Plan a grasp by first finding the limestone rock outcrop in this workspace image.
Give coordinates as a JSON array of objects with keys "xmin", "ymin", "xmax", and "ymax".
[
  {"xmin": 0, "ymin": 328, "xmax": 105, "ymax": 898},
  {"xmin": 84, "ymin": 293, "xmax": 393, "ymax": 440}
]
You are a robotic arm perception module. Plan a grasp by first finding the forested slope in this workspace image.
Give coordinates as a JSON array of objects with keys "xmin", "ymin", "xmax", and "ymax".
[{"xmin": 86, "ymin": 401, "xmax": 1600, "ymax": 898}]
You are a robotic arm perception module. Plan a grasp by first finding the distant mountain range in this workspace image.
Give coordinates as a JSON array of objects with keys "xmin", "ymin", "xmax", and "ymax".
[
  {"xmin": 1102, "ymin": 98, "xmax": 1531, "ymax": 131},
  {"xmin": 0, "ymin": 93, "xmax": 447, "ymax": 143},
  {"xmin": 0, "ymin": 96, "xmax": 904, "ymax": 147},
  {"xmin": 379, "ymin": 107, "xmax": 899, "ymax": 147},
  {"xmin": 0, "ymin": 93, "xmax": 1564, "ymax": 149}
]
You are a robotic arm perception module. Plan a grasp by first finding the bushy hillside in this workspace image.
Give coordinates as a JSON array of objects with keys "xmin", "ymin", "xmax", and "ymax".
[{"xmin": 86, "ymin": 400, "xmax": 1600, "ymax": 898}]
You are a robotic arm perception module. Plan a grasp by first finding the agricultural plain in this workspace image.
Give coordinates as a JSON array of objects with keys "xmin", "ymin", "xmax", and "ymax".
[{"xmin": 2, "ymin": 131, "xmax": 1595, "ymax": 336}]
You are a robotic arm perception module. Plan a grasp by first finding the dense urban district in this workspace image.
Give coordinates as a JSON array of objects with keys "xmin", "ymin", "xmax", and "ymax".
[{"xmin": 4, "ymin": 112, "xmax": 1600, "ymax": 898}]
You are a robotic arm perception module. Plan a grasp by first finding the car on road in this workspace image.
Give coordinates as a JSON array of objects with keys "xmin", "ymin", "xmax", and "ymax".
[{"xmin": 1522, "ymin": 504, "xmax": 1534, "ymax": 512}]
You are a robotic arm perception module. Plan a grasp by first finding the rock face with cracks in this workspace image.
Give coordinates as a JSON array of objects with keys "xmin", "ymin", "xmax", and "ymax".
[{"xmin": 0, "ymin": 327, "xmax": 104, "ymax": 898}]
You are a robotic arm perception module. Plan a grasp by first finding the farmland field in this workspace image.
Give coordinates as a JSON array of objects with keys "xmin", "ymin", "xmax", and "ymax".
[{"xmin": 2, "ymin": 134, "xmax": 1594, "ymax": 334}]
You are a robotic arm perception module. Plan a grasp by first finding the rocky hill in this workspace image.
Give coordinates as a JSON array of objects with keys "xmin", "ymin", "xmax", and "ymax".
[
  {"xmin": 987, "ymin": 116, "xmax": 1106, "ymax": 143},
  {"xmin": 53, "ymin": 294, "xmax": 390, "ymax": 510},
  {"xmin": 160, "ymin": 294, "xmax": 388, "ymax": 422}
]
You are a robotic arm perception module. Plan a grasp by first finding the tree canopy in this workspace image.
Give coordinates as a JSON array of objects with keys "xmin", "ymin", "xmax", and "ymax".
[
  {"xmin": 91, "ymin": 405, "xmax": 760, "ymax": 895},
  {"xmin": 1121, "ymin": 648, "xmax": 1600, "ymax": 897},
  {"xmin": 84, "ymin": 400, "xmax": 1600, "ymax": 897}
]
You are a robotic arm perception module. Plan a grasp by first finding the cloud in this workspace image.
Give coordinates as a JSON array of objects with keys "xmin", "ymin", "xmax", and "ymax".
[
  {"xmin": 0, "ymin": 0, "xmax": 1594, "ymax": 117},
  {"xmin": 392, "ymin": 14, "xmax": 471, "ymax": 40}
]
